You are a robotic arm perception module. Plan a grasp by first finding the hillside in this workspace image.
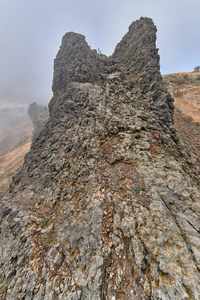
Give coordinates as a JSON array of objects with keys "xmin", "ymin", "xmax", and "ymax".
[
  {"xmin": 0, "ymin": 103, "xmax": 48, "ymax": 196},
  {"xmin": 0, "ymin": 142, "xmax": 31, "ymax": 197},
  {"xmin": 0, "ymin": 18, "xmax": 200, "ymax": 299},
  {"xmin": 163, "ymin": 71, "xmax": 200, "ymax": 156},
  {"xmin": 163, "ymin": 71, "xmax": 200, "ymax": 123},
  {"xmin": 0, "ymin": 104, "xmax": 33, "ymax": 157}
]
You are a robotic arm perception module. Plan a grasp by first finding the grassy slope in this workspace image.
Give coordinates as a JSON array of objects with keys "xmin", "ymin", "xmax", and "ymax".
[
  {"xmin": 0, "ymin": 107, "xmax": 33, "ymax": 157},
  {"xmin": 163, "ymin": 71, "xmax": 200, "ymax": 156},
  {"xmin": 0, "ymin": 142, "xmax": 31, "ymax": 196},
  {"xmin": 163, "ymin": 71, "xmax": 200, "ymax": 122}
]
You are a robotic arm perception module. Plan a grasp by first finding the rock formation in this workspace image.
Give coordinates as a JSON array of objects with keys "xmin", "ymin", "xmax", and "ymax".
[
  {"xmin": 28, "ymin": 102, "xmax": 49, "ymax": 143},
  {"xmin": 0, "ymin": 17, "xmax": 200, "ymax": 299}
]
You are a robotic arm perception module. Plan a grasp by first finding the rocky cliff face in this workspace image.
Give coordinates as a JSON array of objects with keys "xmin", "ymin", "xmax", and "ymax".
[
  {"xmin": 28, "ymin": 102, "xmax": 49, "ymax": 143},
  {"xmin": 0, "ymin": 17, "xmax": 200, "ymax": 299}
]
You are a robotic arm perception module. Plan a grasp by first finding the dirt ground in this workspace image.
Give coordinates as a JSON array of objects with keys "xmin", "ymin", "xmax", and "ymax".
[
  {"xmin": 164, "ymin": 71, "xmax": 200, "ymax": 157},
  {"xmin": 174, "ymin": 109, "xmax": 200, "ymax": 156}
]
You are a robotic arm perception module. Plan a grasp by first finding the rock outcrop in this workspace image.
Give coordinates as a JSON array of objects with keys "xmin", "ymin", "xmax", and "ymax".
[
  {"xmin": 28, "ymin": 102, "xmax": 49, "ymax": 143},
  {"xmin": 0, "ymin": 17, "xmax": 200, "ymax": 299}
]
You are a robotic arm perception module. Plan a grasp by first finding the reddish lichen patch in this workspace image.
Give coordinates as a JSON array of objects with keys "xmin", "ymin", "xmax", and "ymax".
[
  {"xmin": 102, "ymin": 191, "xmax": 114, "ymax": 247},
  {"xmin": 99, "ymin": 136, "xmax": 121, "ymax": 156},
  {"xmin": 100, "ymin": 160, "xmax": 142, "ymax": 192},
  {"xmin": 102, "ymin": 236, "xmax": 147, "ymax": 299},
  {"xmin": 150, "ymin": 144, "xmax": 157, "ymax": 155},
  {"xmin": 151, "ymin": 131, "xmax": 159, "ymax": 139}
]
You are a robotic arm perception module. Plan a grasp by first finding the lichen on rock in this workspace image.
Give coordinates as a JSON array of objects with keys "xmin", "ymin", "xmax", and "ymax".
[{"xmin": 0, "ymin": 17, "xmax": 200, "ymax": 299}]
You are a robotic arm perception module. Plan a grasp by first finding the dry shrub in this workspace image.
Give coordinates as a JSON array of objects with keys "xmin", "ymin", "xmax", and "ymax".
[
  {"xmin": 173, "ymin": 75, "xmax": 189, "ymax": 85},
  {"xmin": 173, "ymin": 88, "xmax": 184, "ymax": 98},
  {"xmin": 184, "ymin": 115, "xmax": 194, "ymax": 123}
]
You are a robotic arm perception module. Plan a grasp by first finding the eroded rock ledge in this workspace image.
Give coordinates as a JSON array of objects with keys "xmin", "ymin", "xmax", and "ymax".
[{"xmin": 0, "ymin": 17, "xmax": 200, "ymax": 300}]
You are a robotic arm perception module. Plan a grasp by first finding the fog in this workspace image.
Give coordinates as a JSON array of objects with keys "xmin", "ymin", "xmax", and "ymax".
[{"xmin": 0, "ymin": 0, "xmax": 200, "ymax": 107}]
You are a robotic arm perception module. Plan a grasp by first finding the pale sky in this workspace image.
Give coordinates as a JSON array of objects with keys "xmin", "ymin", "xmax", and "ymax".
[{"xmin": 0, "ymin": 0, "xmax": 199, "ymax": 105}]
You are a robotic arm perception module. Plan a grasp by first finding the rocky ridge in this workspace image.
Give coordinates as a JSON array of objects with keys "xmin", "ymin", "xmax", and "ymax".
[
  {"xmin": 28, "ymin": 102, "xmax": 49, "ymax": 143},
  {"xmin": 0, "ymin": 17, "xmax": 200, "ymax": 299}
]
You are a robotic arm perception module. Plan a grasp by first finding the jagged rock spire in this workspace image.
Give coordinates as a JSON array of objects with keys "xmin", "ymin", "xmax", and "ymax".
[{"xmin": 0, "ymin": 17, "xmax": 200, "ymax": 299}]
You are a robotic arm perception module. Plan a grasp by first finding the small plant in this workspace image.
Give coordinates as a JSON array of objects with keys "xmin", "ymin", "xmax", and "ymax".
[
  {"xmin": 173, "ymin": 76, "xmax": 188, "ymax": 85},
  {"xmin": 3, "ymin": 277, "xmax": 13, "ymax": 291},
  {"xmin": 181, "ymin": 232, "xmax": 187, "ymax": 239},
  {"xmin": 40, "ymin": 218, "xmax": 48, "ymax": 227},
  {"xmin": 40, "ymin": 217, "xmax": 56, "ymax": 228},
  {"xmin": 119, "ymin": 184, "xmax": 126, "ymax": 190},
  {"xmin": 186, "ymin": 244, "xmax": 192, "ymax": 251},
  {"xmin": 183, "ymin": 74, "xmax": 189, "ymax": 80},
  {"xmin": 97, "ymin": 48, "xmax": 102, "ymax": 55},
  {"xmin": 184, "ymin": 115, "xmax": 194, "ymax": 123},
  {"xmin": 173, "ymin": 88, "xmax": 183, "ymax": 98},
  {"xmin": 181, "ymin": 232, "xmax": 192, "ymax": 251},
  {"xmin": 41, "ymin": 231, "xmax": 57, "ymax": 249},
  {"xmin": 134, "ymin": 186, "xmax": 144, "ymax": 193},
  {"xmin": 73, "ymin": 159, "xmax": 81, "ymax": 165},
  {"xmin": 194, "ymin": 65, "xmax": 200, "ymax": 72}
]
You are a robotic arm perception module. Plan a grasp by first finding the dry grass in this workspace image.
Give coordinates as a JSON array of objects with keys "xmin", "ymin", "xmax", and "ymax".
[
  {"xmin": 163, "ymin": 71, "xmax": 200, "ymax": 123},
  {"xmin": 163, "ymin": 70, "xmax": 200, "ymax": 79},
  {"xmin": 0, "ymin": 142, "xmax": 31, "ymax": 195},
  {"xmin": 172, "ymin": 85, "xmax": 200, "ymax": 123}
]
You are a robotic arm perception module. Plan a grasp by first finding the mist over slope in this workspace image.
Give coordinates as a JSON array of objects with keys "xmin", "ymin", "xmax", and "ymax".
[
  {"xmin": 0, "ymin": 102, "xmax": 48, "ymax": 197},
  {"xmin": 0, "ymin": 103, "xmax": 33, "ymax": 157}
]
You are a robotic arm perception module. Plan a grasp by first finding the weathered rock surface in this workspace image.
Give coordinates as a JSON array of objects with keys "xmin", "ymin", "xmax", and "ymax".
[
  {"xmin": 28, "ymin": 102, "xmax": 49, "ymax": 143},
  {"xmin": 0, "ymin": 17, "xmax": 200, "ymax": 299}
]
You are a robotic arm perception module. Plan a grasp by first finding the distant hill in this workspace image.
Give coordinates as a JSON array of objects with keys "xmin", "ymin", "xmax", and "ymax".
[
  {"xmin": 0, "ymin": 102, "xmax": 48, "ymax": 196},
  {"xmin": 0, "ymin": 104, "xmax": 33, "ymax": 156},
  {"xmin": 0, "ymin": 142, "xmax": 31, "ymax": 197}
]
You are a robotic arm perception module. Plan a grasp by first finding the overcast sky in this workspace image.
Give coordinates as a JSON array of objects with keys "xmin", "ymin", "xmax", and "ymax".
[{"xmin": 0, "ymin": 0, "xmax": 199, "ymax": 106}]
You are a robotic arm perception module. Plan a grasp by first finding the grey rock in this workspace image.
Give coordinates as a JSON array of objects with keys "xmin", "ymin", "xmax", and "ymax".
[
  {"xmin": 28, "ymin": 102, "xmax": 49, "ymax": 143},
  {"xmin": 1, "ymin": 17, "xmax": 200, "ymax": 299}
]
